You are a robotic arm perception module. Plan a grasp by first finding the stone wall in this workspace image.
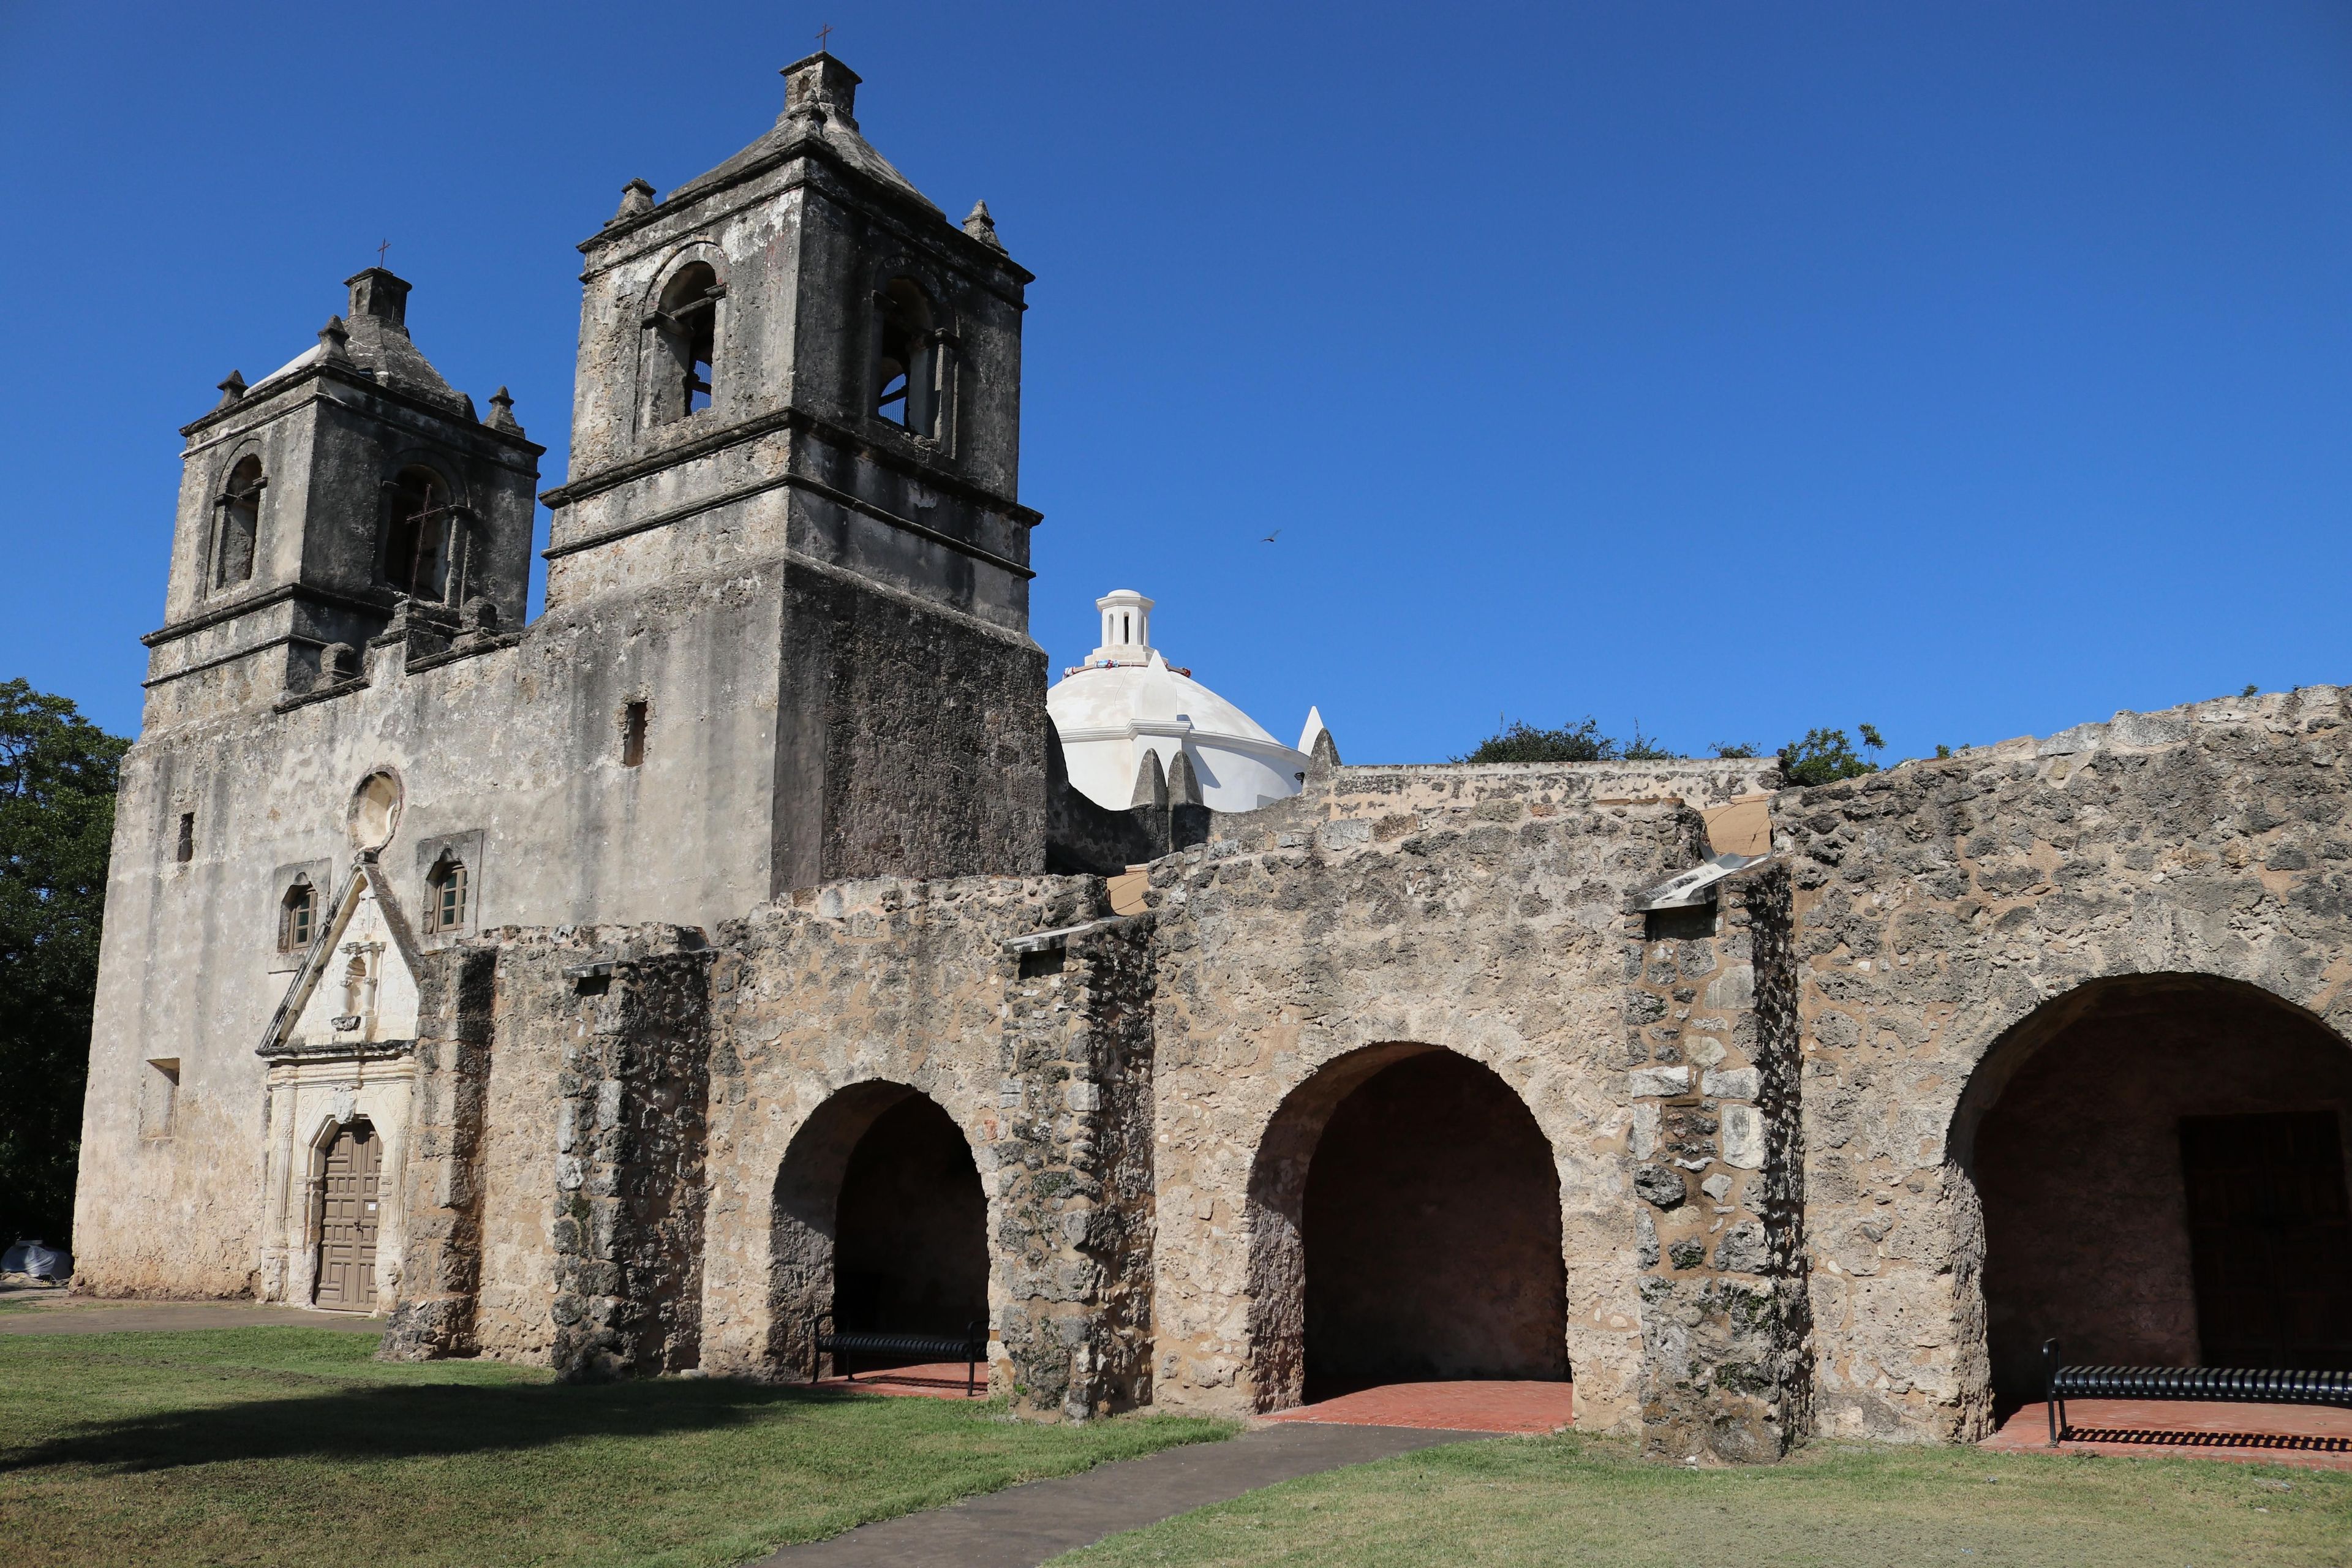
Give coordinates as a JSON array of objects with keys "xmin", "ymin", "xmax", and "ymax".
[
  {"xmin": 548, "ymin": 938, "xmax": 715, "ymax": 1381},
  {"xmin": 1145, "ymin": 758, "xmax": 1776, "ymax": 1432},
  {"xmin": 1781, "ymin": 688, "xmax": 2352, "ymax": 1442},
  {"xmin": 994, "ymin": 914, "xmax": 1160, "ymax": 1417},
  {"xmin": 694, "ymin": 875, "xmax": 1099, "ymax": 1388},
  {"xmin": 1621, "ymin": 860, "xmax": 1812, "ymax": 1463}
]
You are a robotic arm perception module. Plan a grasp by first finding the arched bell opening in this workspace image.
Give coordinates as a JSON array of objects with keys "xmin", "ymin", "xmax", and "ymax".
[
  {"xmin": 1246, "ymin": 1044, "xmax": 1568, "ymax": 1409},
  {"xmin": 1955, "ymin": 973, "xmax": 2352, "ymax": 1413},
  {"xmin": 768, "ymin": 1082, "xmax": 988, "ymax": 1380}
]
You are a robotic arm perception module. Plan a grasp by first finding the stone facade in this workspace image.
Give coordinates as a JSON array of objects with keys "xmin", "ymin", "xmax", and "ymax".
[{"xmin": 74, "ymin": 53, "xmax": 2352, "ymax": 1461}]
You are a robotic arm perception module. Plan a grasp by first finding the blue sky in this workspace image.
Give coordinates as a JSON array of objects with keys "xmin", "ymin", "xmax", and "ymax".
[{"xmin": 4, "ymin": 2, "xmax": 2348, "ymax": 761}]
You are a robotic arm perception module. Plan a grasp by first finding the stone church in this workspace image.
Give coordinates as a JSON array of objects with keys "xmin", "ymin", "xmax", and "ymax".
[{"xmin": 75, "ymin": 53, "xmax": 2352, "ymax": 1461}]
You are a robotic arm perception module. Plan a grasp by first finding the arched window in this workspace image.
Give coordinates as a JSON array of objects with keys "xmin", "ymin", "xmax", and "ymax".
[
  {"xmin": 279, "ymin": 876, "xmax": 316, "ymax": 953},
  {"xmin": 214, "ymin": 455, "xmax": 263, "ymax": 590},
  {"xmin": 652, "ymin": 262, "xmax": 721, "ymax": 422},
  {"xmin": 874, "ymin": 278, "xmax": 941, "ymax": 438},
  {"xmin": 383, "ymin": 466, "xmax": 456, "ymax": 601},
  {"xmin": 424, "ymin": 852, "xmax": 468, "ymax": 935}
]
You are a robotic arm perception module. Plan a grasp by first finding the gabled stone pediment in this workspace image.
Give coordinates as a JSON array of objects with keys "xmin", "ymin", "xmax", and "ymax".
[{"xmin": 259, "ymin": 859, "xmax": 428, "ymax": 1058}]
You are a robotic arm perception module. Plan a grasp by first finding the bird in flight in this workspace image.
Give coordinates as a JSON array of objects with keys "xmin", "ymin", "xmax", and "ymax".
[{"xmin": 1261, "ymin": 529, "xmax": 1280, "ymax": 543}]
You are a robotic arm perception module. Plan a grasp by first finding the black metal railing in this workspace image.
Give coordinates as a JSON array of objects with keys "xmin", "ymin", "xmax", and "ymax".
[
  {"xmin": 813, "ymin": 1318, "xmax": 988, "ymax": 1397},
  {"xmin": 2042, "ymin": 1339, "xmax": 2352, "ymax": 1446}
]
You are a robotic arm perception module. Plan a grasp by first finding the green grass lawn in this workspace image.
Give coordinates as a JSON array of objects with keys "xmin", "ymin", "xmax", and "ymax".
[
  {"xmin": 0, "ymin": 1327, "xmax": 1234, "ymax": 1568},
  {"xmin": 1050, "ymin": 1429, "xmax": 2352, "ymax": 1568}
]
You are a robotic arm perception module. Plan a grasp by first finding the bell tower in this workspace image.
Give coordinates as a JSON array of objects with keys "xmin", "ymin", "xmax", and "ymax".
[
  {"xmin": 541, "ymin": 52, "xmax": 1036, "ymax": 629},
  {"xmin": 540, "ymin": 53, "xmax": 1049, "ymax": 887},
  {"xmin": 147, "ymin": 270, "xmax": 541, "ymax": 727}
]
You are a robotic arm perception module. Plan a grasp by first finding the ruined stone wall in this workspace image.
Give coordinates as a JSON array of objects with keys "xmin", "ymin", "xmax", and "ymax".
[
  {"xmin": 1781, "ymin": 688, "xmax": 2352, "ymax": 1442},
  {"xmin": 1144, "ymin": 758, "xmax": 1775, "ymax": 1433},
  {"xmin": 995, "ymin": 914, "xmax": 1159, "ymax": 1417},
  {"xmin": 548, "ymin": 939, "xmax": 715, "ymax": 1381},
  {"xmin": 1622, "ymin": 861, "xmax": 1812, "ymax": 1462},
  {"xmin": 695, "ymin": 876, "xmax": 1103, "ymax": 1382},
  {"xmin": 380, "ymin": 946, "xmax": 497, "ymax": 1361}
]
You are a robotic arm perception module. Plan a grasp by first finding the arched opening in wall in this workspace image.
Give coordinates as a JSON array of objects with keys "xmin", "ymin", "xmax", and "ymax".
[
  {"xmin": 312, "ymin": 1118, "xmax": 382, "ymax": 1312},
  {"xmin": 873, "ymin": 277, "xmax": 940, "ymax": 438},
  {"xmin": 652, "ymin": 261, "xmax": 720, "ymax": 421},
  {"xmin": 214, "ymin": 454, "xmax": 263, "ymax": 590},
  {"xmin": 769, "ymin": 1082, "xmax": 988, "ymax": 1379},
  {"xmin": 1247, "ymin": 1044, "xmax": 1567, "ymax": 1409},
  {"xmin": 382, "ymin": 465, "xmax": 456, "ymax": 601},
  {"xmin": 1959, "ymin": 974, "xmax": 2352, "ymax": 1411}
]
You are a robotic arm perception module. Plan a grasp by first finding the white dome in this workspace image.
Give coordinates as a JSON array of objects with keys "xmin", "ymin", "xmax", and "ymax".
[{"xmin": 1048, "ymin": 590, "xmax": 1317, "ymax": 815}]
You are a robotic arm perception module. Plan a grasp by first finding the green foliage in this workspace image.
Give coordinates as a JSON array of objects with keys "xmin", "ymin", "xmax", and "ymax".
[
  {"xmin": 1709, "ymin": 741, "xmax": 1760, "ymax": 759},
  {"xmin": 2243, "ymin": 684, "xmax": 2261, "ymax": 698},
  {"xmin": 1456, "ymin": 716, "xmax": 1678, "ymax": 764},
  {"xmin": 1776, "ymin": 725, "xmax": 1885, "ymax": 787},
  {"xmin": 0, "ymin": 680, "xmax": 127, "ymax": 1249}
]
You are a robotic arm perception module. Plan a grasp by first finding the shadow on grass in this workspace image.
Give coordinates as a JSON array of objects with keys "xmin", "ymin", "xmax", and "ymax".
[{"xmin": 4, "ymin": 1376, "xmax": 884, "ymax": 1475}]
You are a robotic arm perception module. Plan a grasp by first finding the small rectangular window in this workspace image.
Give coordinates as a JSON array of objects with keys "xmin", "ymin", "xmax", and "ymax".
[
  {"xmin": 425, "ymin": 856, "xmax": 469, "ymax": 935},
  {"xmin": 141, "ymin": 1059, "xmax": 180, "ymax": 1139},
  {"xmin": 175, "ymin": 812, "xmax": 195, "ymax": 864},
  {"xmin": 622, "ymin": 701, "xmax": 648, "ymax": 768},
  {"xmin": 280, "ymin": 880, "xmax": 317, "ymax": 952}
]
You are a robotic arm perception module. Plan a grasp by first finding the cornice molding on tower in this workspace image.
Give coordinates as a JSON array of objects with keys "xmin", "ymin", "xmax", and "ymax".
[{"xmin": 539, "ymin": 403, "xmax": 1041, "ymax": 527}]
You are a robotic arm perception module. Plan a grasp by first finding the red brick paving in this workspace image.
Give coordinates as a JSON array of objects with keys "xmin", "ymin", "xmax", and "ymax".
[
  {"xmin": 1263, "ymin": 1379, "xmax": 1575, "ymax": 1434},
  {"xmin": 813, "ymin": 1360, "xmax": 989, "ymax": 1399},
  {"xmin": 1982, "ymin": 1399, "xmax": 2352, "ymax": 1471}
]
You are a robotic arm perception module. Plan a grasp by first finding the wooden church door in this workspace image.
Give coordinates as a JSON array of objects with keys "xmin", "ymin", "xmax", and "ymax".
[{"xmin": 314, "ymin": 1121, "xmax": 382, "ymax": 1310}]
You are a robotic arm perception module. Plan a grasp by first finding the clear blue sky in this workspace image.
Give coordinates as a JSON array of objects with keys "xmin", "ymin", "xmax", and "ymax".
[{"xmin": 4, "ymin": 2, "xmax": 2348, "ymax": 761}]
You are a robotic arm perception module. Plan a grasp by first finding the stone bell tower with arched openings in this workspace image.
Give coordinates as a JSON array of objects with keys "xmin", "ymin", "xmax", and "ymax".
[
  {"xmin": 541, "ymin": 51, "xmax": 1047, "ymax": 891},
  {"xmin": 148, "ymin": 269, "xmax": 542, "ymax": 728}
]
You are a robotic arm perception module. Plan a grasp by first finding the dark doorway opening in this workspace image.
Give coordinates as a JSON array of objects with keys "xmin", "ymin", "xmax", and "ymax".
[
  {"xmin": 2180, "ymin": 1111, "xmax": 2352, "ymax": 1368},
  {"xmin": 314, "ymin": 1120, "xmax": 380, "ymax": 1311},
  {"xmin": 831, "ymin": 1093, "xmax": 988, "ymax": 1368},
  {"xmin": 1970, "ymin": 976, "xmax": 2352, "ymax": 1409},
  {"xmin": 1300, "ymin": 1051, "xmax": 1567, "ymax": 1400}
]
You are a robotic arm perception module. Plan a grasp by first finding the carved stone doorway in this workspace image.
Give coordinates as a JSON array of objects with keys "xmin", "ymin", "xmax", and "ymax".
[{"xmin": 314, "ymin": 1120, "xmax": 382, "ymax": 1311}]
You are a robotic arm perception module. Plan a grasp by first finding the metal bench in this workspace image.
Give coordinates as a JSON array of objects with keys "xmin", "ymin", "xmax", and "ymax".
[
  {"xmin": 813, "ymin": 1319, "xmax": 988, "ymax": 1397},
  {"xmin": 2041, "ymin": 1339, "xmax": 2352, "ymax": 1446}
]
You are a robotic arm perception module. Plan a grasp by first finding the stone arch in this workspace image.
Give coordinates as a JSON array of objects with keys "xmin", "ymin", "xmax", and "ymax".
[
  {"xmin": 1245, "ymin": 1042, "xmax": 1568, "ymax": 1410},
  {"xmin": 766, "ymin": 1079, "xmax": 989, "ymax": 1379},
  {"xmin": 1947, "ymin": 971, "xmax": 2352, "ymax": 1411}
]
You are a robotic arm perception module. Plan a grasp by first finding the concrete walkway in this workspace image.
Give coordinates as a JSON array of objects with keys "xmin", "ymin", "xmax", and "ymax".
[
  {"xmin": 0, "ymin": 1294, "xmax": 384, "ymax": 1335},
  {"xmin": 752, "ymin": 1422, "xmax": 1489, "ymax": 1567}
]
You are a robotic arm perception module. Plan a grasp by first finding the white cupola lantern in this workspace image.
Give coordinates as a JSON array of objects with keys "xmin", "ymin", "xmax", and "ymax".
[{"xmin": 1088, "ymin": 589, "xmax": 1155, "ymax": 668}]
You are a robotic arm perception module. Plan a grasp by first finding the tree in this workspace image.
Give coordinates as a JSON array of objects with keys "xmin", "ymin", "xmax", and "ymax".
[
  {"xmin": 1455, "ymin": 715, "xmax": 1678, "ymax": 763},
  {"xmin": 0, "ymin": 680, "xmax": 127, "ymax": 1250},
  {"xmin": 1777, "ymin": 724, "xmax": 1885, "ymax": 786}
]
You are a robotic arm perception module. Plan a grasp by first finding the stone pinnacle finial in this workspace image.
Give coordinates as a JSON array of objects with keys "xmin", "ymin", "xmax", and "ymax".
[
  {"xmin": 612, "ymin": 178, "xmax": 656, "ymax": 224},
  {"xmin": 1129, "ymin": 748, "xmax": 1169, "ymax": 813},
  {"xmin": 214, "ymin": 370, "xmax": 247, "ymax": 410},
  {"xmin": 1308, "ymin": 725, "xmax": 1341, "ymax": 780},
  {"xmin": 317, "ymin": 316, "xmax": 351, "ymax": 363},
  {"xmin": 487, "ymin": 385, "xmax": 522, "ymax": 434},
  {"xmin": 963, "ymin": 200, "xmax": 1004, "ymax": 252},
  {"xmin": 1166, "ymin": 750, "xmax": 1204, "ymax": 810}
]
